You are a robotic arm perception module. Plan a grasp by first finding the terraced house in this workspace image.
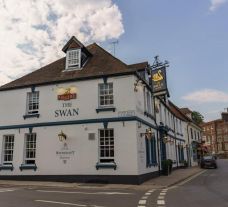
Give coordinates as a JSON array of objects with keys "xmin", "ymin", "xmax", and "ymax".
[{"xmin": 0, "ymin": 36, "xmax": 201, "ymax": 184}]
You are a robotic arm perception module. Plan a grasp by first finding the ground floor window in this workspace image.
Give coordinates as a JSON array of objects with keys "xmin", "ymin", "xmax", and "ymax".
[
  {"xmin": 24, "ymin": 133, "xmax": 36, "ymax": 164},
  {"xmin": 2, "ymin": 135, "xmax": 14, "ymax": 165},
  {"xmin": 99, "ymin": 129, "xmax": 114, "ymax": 163},
  {"xmin": 178, "ymin": 145, "xmax": 184, "ymax": 163},
  {"xmin": 145, "ymin": 135, "xmax": 157, "ymax": 166}
]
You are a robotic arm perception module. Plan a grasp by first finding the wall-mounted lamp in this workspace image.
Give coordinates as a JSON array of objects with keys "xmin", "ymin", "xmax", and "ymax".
[
  {"xmin": 58, "ymin": 130, "xmax": 67, "ymax": 142},
  {"xmin": 140, "ymin": 128, "xmax": 155, "ymax": 139},
  {"xmin": 163, "ymin": 136, "xmax": 168, "ymax": 144},
  {"xmin": 183, "ymin": 144, "xmax": 188, "ymax": 148},
  {"xmin": 177, "ymin": 143, "xmax": 184, "ymax": 148}
]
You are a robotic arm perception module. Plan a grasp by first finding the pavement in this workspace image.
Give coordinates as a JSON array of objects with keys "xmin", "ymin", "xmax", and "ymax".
[
  {"xmin": 143, "ymin": 166, "xmax": 203, "ymax": 189},
  {"xmin": 0, "ymin": 166, "xmax": 203, "ymax": 190}
]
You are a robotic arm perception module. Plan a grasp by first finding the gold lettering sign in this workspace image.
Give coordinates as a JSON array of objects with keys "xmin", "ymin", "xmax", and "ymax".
[{"xmin": 152, "ymin": 70, "xmax": 163, "ymax": 82}]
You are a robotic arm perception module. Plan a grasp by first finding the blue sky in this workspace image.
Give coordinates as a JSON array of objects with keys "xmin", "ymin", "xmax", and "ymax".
[
  {"xmin": 0, "ymin": 0, "xmax": 228, "ymax": 121},
  {"xmin": 102, "ymin": 0, "xmax": 228, "ymax": 121}
]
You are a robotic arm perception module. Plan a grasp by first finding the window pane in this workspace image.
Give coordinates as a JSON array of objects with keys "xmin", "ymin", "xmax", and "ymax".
[
  {"xmin": 3, "ymin": 135, "xmax": 14, "ymax": 163},
  {"xmin": 25, "ymin": 133, "xmax": 36, "ymax": 164},
  {"xmin": 99, "ymin": 129, "xmax": 114, "ymax": 162},
  {"xmin": 99, "ymin": 83, "xmax": 113, "ymax": 106},
  {"xmin": 27, "ymin": 92, "xmax": 39, "ymax": 114}
]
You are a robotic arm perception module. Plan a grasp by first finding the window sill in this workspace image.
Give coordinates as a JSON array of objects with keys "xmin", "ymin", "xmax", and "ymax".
[
  {"xmin": 0, "ymin": 164, "xmax": 14, "ymax": 171},
  {"xmin": 96, "ymin": 162, "xmax": 117, "ymax": 170},
  {"xmin": 20, "ymin": 164, "xmax": 37, "ymax": 171},
  {"xmin": 23, "ymin": 114, "xmax": 40, "ymax": 119},
  {"xmin": 147, "ymin": 163, "xmax": 158, "ymax": 168},
  {"xmin": 96, "ymin": 107, "xmax": 116, "ymax": 113}
]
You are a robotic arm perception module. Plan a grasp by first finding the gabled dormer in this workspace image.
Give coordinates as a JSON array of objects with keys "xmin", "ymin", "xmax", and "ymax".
[{"xmin": 62, "ymin": 36, "xmax": 91, "ymax": 71}]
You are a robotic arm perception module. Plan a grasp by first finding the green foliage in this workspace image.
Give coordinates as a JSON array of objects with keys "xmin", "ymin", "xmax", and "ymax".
[
  {"xmin": 192, "ymin": 111, "xmax": 204, "ymax": 124},
  {"xmin": 161, "ymin": 159, "xmax": 173, "ymax": 175}
]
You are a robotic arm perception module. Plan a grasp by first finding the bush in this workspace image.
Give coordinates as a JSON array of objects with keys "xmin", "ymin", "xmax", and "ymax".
[
  {"xmin": 161, "ymin": 159, "xmax": 173, "ymax": 175},
  {"xmin": 180, "ymin": 160, "xmax": 188, "ymax": 168}
]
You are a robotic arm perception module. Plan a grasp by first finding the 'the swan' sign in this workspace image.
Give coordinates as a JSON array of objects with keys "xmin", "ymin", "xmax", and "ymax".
[{"xmin": 151, "ymin": 67, "xmax": 167, "ymax": 94}]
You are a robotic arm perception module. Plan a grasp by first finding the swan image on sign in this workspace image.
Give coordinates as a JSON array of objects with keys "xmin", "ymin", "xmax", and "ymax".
[
  {"xmin": 152, "ymin": 70, "xmax": 164, "ymax": 82},
  {"xmin": 151, "ymin": 67, "xmax": 167, "ymax": 93}
]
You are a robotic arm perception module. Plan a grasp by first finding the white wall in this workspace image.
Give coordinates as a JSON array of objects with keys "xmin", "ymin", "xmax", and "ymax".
[
  {"xmin": 0, "ymin": 75, "xmax": 136, "ymax": 126},
  {"xmin": 0, "ymin": 122, "xmax": 139, "ymax": 175}
]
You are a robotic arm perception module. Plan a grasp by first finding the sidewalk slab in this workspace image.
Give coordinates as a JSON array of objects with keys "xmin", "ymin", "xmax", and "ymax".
[
  {"xmin": 0, "ymin": 167, "xmax": 203, "ymax": 191},
  {"xmin": 143, "ymin": 166, "xmax": 203, "ymax": 188}
]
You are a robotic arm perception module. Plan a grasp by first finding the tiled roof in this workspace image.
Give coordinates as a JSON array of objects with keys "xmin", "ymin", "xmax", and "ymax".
[
  {"xmin": 0, "ymin": 43, "xmax": 147, "ymax": 91},
  {"xmin": 179, "ymin": 108, "xmax": 192, "ymax": 115},
  {"xmin": 168, "ymin": 101, "xmax": 190, "ymax": 122}
]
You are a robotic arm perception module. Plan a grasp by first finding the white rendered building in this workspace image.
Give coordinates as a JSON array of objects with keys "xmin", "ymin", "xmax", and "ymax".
[{"xmin": 0, "ymin": 37, "xmax": 199, "ymax": 184}]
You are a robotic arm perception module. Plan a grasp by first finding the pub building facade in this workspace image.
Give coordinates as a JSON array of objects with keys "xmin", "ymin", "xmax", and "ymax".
[{"xmin": 0, "ymin": 36, "xmax": 191, "ymax": 184}]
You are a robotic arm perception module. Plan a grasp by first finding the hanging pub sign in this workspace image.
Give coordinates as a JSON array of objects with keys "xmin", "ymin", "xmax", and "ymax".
[
  {"xmin": 57, "ymin": 87, "xmax": 77, "ymax": 101},
  {"xmin": 151, "ymin": 67, "xmax": 167, "ymax": 94}
]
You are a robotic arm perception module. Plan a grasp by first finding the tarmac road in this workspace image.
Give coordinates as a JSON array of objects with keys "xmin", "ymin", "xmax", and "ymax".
[
  {"xmin": 165, "ymin": 159, "xmax": 228, "ymax": 207},
  {"xmin": 0, "ymin": 161, "xmax": 225, "ymax": 207}
]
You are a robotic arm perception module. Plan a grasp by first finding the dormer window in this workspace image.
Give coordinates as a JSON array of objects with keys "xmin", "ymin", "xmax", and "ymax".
[
  {"xmin": 62, "ymin": 36, "xmax": 92, "ymax": 71},
  {"xmin": 66, "ymin": 49, "xmax": 81, "ymax": 70}
]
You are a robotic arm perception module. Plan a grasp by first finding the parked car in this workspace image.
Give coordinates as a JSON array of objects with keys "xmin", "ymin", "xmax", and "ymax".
[{"xmin": 200, "ymin": 155, "xmax": 217, "ymax": 169}]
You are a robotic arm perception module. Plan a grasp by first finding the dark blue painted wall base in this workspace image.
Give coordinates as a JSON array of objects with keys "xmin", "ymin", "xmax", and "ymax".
[{"xmin": 0, "ymin": 171, "xmax": 159, "ymax": 185}]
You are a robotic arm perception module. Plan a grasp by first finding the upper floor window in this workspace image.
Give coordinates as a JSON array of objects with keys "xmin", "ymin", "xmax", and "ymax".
[
  {"xmin": 27, "ymin": 92, "xmax": 39, "ymax": 115},
  {"xmin": 146, "ymin": 91, "xmax": 152, "ymax": 114},
  {"xmin": 66, "ymin": 49, "xmax": 81, "ymax": 70},
  {"xmin": 180, "ymin": 120, "xmax": 182, "ymax": 134},
  {"xmin": 99, "ymin": 83, "xmax": 114, "ymax": 107},
  {"xmin": 24, "ymin": 133, "xmax": 36, "ymax": 164},
  {"xmin": 2, "ymin": 135, "xmax": 14, "ymax": 165},
  {"xmin": 190, "ymin": 128, "xmax": 193, "ymax": 139}
]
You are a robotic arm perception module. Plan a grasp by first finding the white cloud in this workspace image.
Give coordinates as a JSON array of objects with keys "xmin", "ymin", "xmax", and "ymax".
[
  {"xmin": 209, "ymin": 0, "xmax": 228, "ymax": 11},
  {"xmin": 0, "ymin": 0, "xmax": 124, "ymax": 85},
  {"xmin": 182, "ymin": 89, "xmax": 228, "ymax": 103}
]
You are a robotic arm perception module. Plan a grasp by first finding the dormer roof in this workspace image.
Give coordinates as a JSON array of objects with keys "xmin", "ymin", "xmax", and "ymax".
[{"xmin": 62, "ymin": 36, "xmax": 84, "ymax": 53}]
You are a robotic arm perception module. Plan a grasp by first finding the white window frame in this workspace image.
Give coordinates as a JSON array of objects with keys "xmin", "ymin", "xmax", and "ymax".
[
  {"xmin": 27, "ymin": 91, "xmax": 39, "ymax": 115},
  {"xmin": 146, "ymin": 90, "xmax": 152, "ymax": 114},
  {"xmin": 2, "ymin": 135, "xmax": 14, "ymax": 165},
  {"xmin": 98, "ymin": 83, "xmax": 114, "ymax": 108},
  {"xmin": 24, "ymin": 133, "xmax": 36, "ymax": 164},
  {"xmin": 99, "ymin": 129, "xmax": 114, "ymax": 163},
  {"xmin": 65, "ymin": 49, "xmax": 81, "ymax": 70}
]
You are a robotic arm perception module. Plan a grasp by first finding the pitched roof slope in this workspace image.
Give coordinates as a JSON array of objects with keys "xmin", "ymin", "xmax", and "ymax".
[
  {"xmin": 0, "ymin": 43, "xmax": 146, "ymax": 91},
  {"xmin": 168, "ymin": 101, "xmax": 190, "ymax": 122},
  {"xmin": 179, "ymin": 108, "xmax": 192, "ymax": 115}
]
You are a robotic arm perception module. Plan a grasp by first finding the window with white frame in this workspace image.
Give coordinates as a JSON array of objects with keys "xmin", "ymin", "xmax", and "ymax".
[
  {"xmin": 27, "ymin": 92, "xmax": 39, "ymax": 115},
  {"xmin": 66, "ymin": 49, "xmax": 81, "ymax": 70},
  {"xmin": 2, "ymin": 135, "xmax": 14, "ymax": 165},
  {"xmin": 99, "ymin": 83, "xmax": 114, "ymax": 107},
  {"xmin": 146, "ymin": 91, "xmax": 152, "ymax": 114},
  {"xmin": 99, "ymin": 129, "xmax": 114, "ymax": 163},
  {"xmin": 24, "ymin": 133, "xmax": 36, "ymax": 164},
  {"xmin": 180, "ymin": 120, "xmax": 182, "ymax": 134},
  {"xmin": 145, "ymin": 134, "xmax": 157, "ymax": 166}
]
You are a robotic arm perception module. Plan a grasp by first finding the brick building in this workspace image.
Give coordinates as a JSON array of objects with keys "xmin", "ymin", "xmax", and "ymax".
[{"xmin": 201, "ymin": 119, "xmax": 228, "ymax": 158}]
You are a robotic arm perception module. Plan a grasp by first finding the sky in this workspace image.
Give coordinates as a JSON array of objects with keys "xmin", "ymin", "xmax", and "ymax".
[{"xmin": 0, "ymin": 0, "xmax": 228, "ymax": 121}]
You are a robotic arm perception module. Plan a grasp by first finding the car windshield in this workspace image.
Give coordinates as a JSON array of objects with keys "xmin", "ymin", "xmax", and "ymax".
[{"xmin": 203, "ymin": 156, "xmax": 213, "ymax": 160}]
